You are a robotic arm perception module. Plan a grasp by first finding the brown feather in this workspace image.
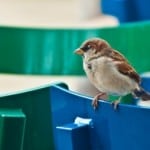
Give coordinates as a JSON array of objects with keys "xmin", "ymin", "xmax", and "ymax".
[
  {"xmin": 111, "ymin": 50, "xmax": 127, "ymax": 62},
  {"xmin": 100, "ymin": 48, "xmax": 141, "ymax": 84},
  {"xmin": 100, "ymin": 48, "xmax": 127, "ymax": 62},
  {"xmin": 116, "ymin": 62, "xmax": 141, "ymax": 84}
]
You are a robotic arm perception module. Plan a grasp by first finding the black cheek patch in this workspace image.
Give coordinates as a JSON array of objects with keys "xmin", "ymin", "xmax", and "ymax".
[
  {"xmin": 87, "ymin": 64, "xmax": 92, "ymax": 70},
  {"xmin": 81, "ymin": 46, "xmax": 89, "ymax": 52}
]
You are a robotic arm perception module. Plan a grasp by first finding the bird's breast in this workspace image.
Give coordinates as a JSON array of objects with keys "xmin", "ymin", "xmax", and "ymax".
[
  {"xmin": 83, "ymin": 57, "xmax": 138, "ymax": 95},
  {"xmin": 83, "ymin": 57, "xmax": 109, "ymax": 91}
]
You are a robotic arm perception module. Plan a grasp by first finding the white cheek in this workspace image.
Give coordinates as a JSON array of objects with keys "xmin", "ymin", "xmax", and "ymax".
[
  {"xmin": 83, "ymin": 62, "xmax": 86, "ymax": 71},
  {"xmin": 84, "ymin": 48, "xmax": 96, "ymax": 57}
]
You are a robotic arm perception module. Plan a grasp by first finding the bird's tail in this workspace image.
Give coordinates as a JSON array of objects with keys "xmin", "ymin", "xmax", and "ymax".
[{"xmin": 133, "ymin": 87, "xmax": 150, "ymax": 101}]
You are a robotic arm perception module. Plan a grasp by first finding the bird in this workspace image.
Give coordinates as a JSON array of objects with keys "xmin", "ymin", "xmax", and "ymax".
[{"xmin": 74, "ymin": 37, "xmax": 150, "ymax": 109}]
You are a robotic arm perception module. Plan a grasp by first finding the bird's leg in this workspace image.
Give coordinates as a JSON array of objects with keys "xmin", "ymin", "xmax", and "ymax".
[
  {"xmin": 92, "ymin": 92, "xmax": 107, "ymax": 109},
  {"xmin": 112, "ymin": 96, "xmax": 122, "ymax": 110}
]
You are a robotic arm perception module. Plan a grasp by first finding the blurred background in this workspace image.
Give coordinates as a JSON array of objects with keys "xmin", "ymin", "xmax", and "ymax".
[
  {"xmin": 0, "ymin": 0, "xmax": 150, "ymax": 96},
  {"xmin": 1, "ymin": 0, "xmax": 150, "ymax": 27},
  {"xmin": 0, "ymin": 0, "xmax": 118, "ymax": 27},
  {"xmin": 0, "ymin": 0, "xmax": 119, "ymax": 95}
]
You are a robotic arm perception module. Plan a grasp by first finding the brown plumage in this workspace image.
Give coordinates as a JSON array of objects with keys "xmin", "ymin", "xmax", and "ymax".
[
  {"xmin": 74, "ymin": 37, "xmax": 150, "ymax": 109},
  {"xmin": 98, "ymin": 47, "xmax": 141, "ymax": 83}
]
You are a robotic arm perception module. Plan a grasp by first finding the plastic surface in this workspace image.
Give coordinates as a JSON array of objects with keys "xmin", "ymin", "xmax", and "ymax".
[
  {"xmin": 0, "ymin": 109, "xmax": 26, "ymax": 150},
  {"xmin": 0, "ymin": 85, "xmax": 54, "ymax": 150},
  {"xmin": 56, "ymin": 123, "xmax": 90, "ymax": 150},
  {"xmin": 101, "ymin": 0, "xmax": 150, "ymax": 22},
  {"xmin": 102, "ymin": 0, "xmax": 136, "ymax": 22},
  {"xmin": 50, "ymin": 83, "xmax": 150, "ymax": 150},
  {"xmin": 0, "ymin": 22, "xmax": 150, "ymax": 75},
  {"xmin": 140, "ymin": 77, "xmax": 150, "ymax": 92},
  {"xmin": 135, "ymin": 0, "xmax": 150, "ymax": 21}
]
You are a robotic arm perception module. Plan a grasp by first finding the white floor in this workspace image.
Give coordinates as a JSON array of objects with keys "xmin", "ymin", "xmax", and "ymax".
[
  {"xmin": 0, "ymin": 74, "xmax": 99, "ymax": 97},
  {"xmin": 0, "ymin": 0, "xmax": 118, "ymax": 28}
]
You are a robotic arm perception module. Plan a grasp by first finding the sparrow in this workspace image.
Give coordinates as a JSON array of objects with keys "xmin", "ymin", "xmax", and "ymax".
[{"xmin": 74, "ymin": 37, "xmax": 150, "ymax": 109}]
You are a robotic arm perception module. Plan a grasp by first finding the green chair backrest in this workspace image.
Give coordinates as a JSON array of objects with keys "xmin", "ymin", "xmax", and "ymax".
[
  {"xmin": 0, "ymin": 22, "xmax": 150, "ymax": 75},
  {"xmin": 0, "ymin": 85, "xmax": 54, "ymax": 150},
  {"xmin": 0, "ymin": 109, "xmax": 26, "ymax": 150}
]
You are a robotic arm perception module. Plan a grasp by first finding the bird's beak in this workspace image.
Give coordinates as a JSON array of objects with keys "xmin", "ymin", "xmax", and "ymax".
[{"xmin": 74, "ymin": 48, "xmax": 84, "ymax": 55}]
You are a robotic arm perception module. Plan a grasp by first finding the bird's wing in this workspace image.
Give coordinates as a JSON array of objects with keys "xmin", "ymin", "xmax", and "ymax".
[
  {"xmin": 100, "ymin": 48, "xmax": 128, "ymax": 62},
  {"xmin": 102, "ymin": 48, "xmax": 141, "ymax": 84},
  {"xmin": 111, "ymin": 49, "xmax": 140, "ymax": 84},
  {"xmin": 116, "ymin": 61, "xmax": 141, "ymax": 84},
  {"xmin": 108, "ymin": 49, "xmax": 127, "ymax": 62}
]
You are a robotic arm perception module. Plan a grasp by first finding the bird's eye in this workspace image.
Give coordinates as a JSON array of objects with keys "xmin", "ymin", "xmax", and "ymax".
[
  {"xmin": 81, "ymin": 44, "xmax": 92, "ymax": 52},
  {"xmin": 87, "ymin": 44, "xmax": 91, "ymax": 49}
]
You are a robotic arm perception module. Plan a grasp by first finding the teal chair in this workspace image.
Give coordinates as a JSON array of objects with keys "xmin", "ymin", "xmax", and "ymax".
[
  {"xmin": 0, "ymin": 21, "xmax": 150, "ymax": 75},
  {"xmin": 0, "ymin": 109, "xmax": 25, "ymax": 150},
  {"xmin": 0, "ymin": 85, "xmax": 54, "ymax": 150}
]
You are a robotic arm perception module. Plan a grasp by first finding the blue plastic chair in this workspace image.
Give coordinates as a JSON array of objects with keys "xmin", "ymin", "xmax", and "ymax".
[
  {"xmin": 0, "ymin": 85, "xmax": 54, "ymax": 150},
  {"xmin": 101, "ymin": 0, "xmax": 150, "ymax": 23},
  {"xmin": 50, "ymin": 82, "xmax": 150, "ymax": 150}
]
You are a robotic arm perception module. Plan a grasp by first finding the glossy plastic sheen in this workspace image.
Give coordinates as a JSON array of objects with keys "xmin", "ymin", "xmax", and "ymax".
[
  {"xmin": 0, "ymin": 86, "xmax": 54, "ymax": 150},
  {"xmin": 102, "ymin": 0, "xmax": 136, "ymax": 22},
  {"xmin": 56, "ymin": 123, "xmax": 91, "ymax": 150},
  {"xmin": 101, "ymin": 0, "xmax": 150, "ymax": 22},
  {"xmin": 50, "ymin": 83, "xmax": 150, "ymax": 150},
  {"xmin": 0, "ymin": 21, "xmax": 150, "ymax": 75},
  {"xmin": 0, "ymin": 109, "xmax": 26, "ymax": 150}
]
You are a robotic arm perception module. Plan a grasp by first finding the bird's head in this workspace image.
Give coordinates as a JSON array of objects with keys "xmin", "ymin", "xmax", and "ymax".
[{"xmin": 74, "ymin": 38, "xmax": 110, "ymax": 59}]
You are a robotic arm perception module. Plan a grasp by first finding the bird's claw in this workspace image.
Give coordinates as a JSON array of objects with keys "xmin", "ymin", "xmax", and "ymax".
[
  {"xmin": 111, "ymin": 100, "xmax": 120, "ymax": 110},
  {"xmin": 92, "ymin": 99, "xmax": 98, "ymax": 109},
  {"xmin": 92, "ymin": 92, "xmax": 107, "ymax": 110}
]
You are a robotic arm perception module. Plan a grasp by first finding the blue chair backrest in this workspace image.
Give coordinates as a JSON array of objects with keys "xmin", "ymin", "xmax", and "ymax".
[{"xmin": 50, "ymin": 83, "xmax": 150, "ymax": 150}]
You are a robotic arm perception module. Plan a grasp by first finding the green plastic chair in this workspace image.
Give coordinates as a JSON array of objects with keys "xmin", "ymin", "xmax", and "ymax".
[
  {"xmin": 0, "ymin": 85, "xmax": 54, "ymax": 150},
  {"xmin": 0, "ymin": 109, "xmax": 26, "ymax": 150},
  {"xmin": 0, "ymin": 21, "xmax": 150, "ymax": 75}
]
